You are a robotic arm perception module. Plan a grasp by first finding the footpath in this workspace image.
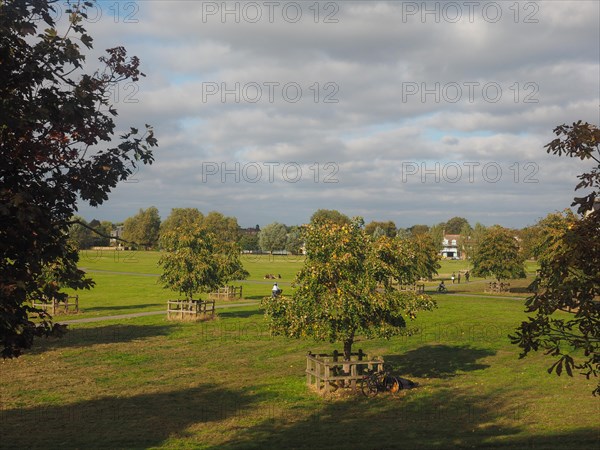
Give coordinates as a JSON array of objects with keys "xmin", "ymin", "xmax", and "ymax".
[{"xmin": 59, "ymin": 301, "xmax": 259, "ymax": 325}]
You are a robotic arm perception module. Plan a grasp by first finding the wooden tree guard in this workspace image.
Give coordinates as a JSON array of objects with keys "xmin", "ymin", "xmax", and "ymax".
[
  {"xmin": 305, "ymin": 350, "xmax": 385, "ymax": 395},
  {"xmin": 167, "ymin": 299, "xmax": 215, "ymax": 321},
  {"xmin": 485, "ymin": 281, "xmax": 511, "ymax": 293},
  {"xmin": 32, "ymin": 295, "xmax": 79, "ymax": 315},
  {"xmin": 208, "ymin": 285, "xmax": 243, "ymax": 301}
]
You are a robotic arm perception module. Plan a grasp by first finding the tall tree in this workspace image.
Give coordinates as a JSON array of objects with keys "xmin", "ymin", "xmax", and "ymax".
[
  {"xmin": 202, "ymin": 211, "xmax": 240, "ymax": 244},
  {"xmin": 445, "ymin": 217, "xmax": 470, "ymax": 235},
  {"xmin": 310, "ymin": 209, "xmax": 351, "ymax": 226},
  {"xmin": 512, "ymin": 121, "xmax": 600, "ymax": 395},
  {"xmin": 0, "ymin": 0, "xmax": 157, "ymax": 357},
  {"xmin": 471, "ymin": 226, "xmax": 526, "ymax": 281},
  {"xmin": 159, "ymin": 226, "xmax": 248, "ymax": 300},
  {"xmin": 408, "ymin": 224, "xmax": 429, "ymax": 236},
  {"xmin": 516, "ymin": 224, "xmax": 541, "ymax": 260},
  {"xmin": 407, "ymin": 233, "xmax": 441, "ymax": 282},
  {"xmin": 98, "ymin": 221, "xmax": 114, "ymax": 246},
  {"xmin": 458, "ymin": 221, "xmax": 474, "ymax": 259},
  {"xmin": 462, "ymin": 222, "xmax": 487, "ymax": 261},
  {"xmin": 160, "ymin": 208, "xmax": 203, "ymax": 238},
  {"xmin": 258, "ymin": 222, "xmax": 287, "ymax": 254},
  {"xmin": 427, "ymin": 223, "xmax": 445, "ymax": 252},
  {"xmin": 122, "ymin": 207, "xmax": 161, "ymax": 250},
  {"xmin": 261, "ymin": 218, "xmax": 437, "ymax": 360},
  {"xmin": 285, "ymin": 226, "xmax": 304, "ymax": 255},
  {"xmin": 365, "ymin": 220, "xmax": 397, "ymax": 237},
  {"xmin": 68, "ymin": 216, "xmax": 95, "ymax": 249},
  {"xmin": 239, "ymin": 234, "xmax": 259, "ymax": 252}
]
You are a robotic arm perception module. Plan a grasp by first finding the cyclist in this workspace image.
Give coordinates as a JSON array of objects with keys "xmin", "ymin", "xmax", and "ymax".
[
  {"xmin": 437, "ymin": 280, "xmax": 447, "ymax": 292},
  {"xmin": 271, "ymin": 282, "xmax": 282, "ymax": 298}
]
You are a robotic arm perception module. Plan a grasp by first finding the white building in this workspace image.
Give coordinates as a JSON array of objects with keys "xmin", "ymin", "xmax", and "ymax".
[{"xmin": 441, "ymin": 234, "xmax": 462, "ymax": 259}]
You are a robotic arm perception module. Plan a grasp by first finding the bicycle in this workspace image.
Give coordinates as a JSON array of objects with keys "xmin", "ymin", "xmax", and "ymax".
[{"xmin": 360, "ymin": 365, "xmax": 402, "ymax": 397}]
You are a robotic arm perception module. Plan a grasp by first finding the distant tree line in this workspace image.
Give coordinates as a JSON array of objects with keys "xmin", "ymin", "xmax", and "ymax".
[{"xmin": 68, "ymin": 207, "xmax": 579, "ymax": 267}]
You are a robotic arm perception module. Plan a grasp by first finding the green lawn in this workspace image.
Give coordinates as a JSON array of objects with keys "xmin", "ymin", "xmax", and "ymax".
[
  {"xmin": 58, "ymin": 252, "xmax": 304, "ymax": 319},
  {"xmin": 3, "ymin": 252, "xmax": 596, "ymax": 449},
  {"xmin": 65, "ymin": 251, "xmax": 539, "ymax": 320}
]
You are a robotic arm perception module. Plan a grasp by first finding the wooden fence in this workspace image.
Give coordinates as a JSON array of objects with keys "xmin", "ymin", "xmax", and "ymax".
[
  {"xmin": 306, "ymin": 350, "xmax": 385, "ymax": 395},
  {"xmin": 208, "ymin": 285, "xmax": 243, "ymax": 301},
  {"xmin": 32, "ymin": 295, "xmax": 79, "ymax": 315},
  {"xmin": 167, "ymin": 299, "xmax": 215, "ymax": 321}
]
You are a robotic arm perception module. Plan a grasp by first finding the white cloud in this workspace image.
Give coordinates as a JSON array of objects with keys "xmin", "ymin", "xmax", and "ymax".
[{"xmin": 75, "ymin": 0, "xmax": 600, "ymax": 229}]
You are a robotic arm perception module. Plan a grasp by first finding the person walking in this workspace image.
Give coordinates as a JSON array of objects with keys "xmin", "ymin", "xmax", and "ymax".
[
  {"xmin": 451, "ymin": 272, "xmax": 455, "ymax": 284},
  {"xmin": 458, "ymin": 272, "xmax": 461, "ymax": 284}
]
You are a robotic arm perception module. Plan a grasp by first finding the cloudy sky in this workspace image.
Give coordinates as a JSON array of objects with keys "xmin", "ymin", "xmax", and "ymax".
[{"xmin": 70, "ymin": 0, "xmax": 599, "ymax": 229}]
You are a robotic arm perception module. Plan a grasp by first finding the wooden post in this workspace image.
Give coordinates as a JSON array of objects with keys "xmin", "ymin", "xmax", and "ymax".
[{"xmin": 306, "ymin": 352, "xmax": 312, "ymax": 387}]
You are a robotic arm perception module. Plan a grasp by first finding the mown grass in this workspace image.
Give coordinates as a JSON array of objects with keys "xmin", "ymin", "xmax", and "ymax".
[
  {"xmin": 65, "ymin": 251, "xmax": 538, "ymax": 320},
  {"xmin": 2, "ymin": 293, "xmax": 597, "ymax": 449},
  {"xmin": 58, "ymin": 252, "xmax": 304, "ymax": 319},
  {"xmin": 7, "ymin": 252, "xmax": 594, "ymax": 449}
]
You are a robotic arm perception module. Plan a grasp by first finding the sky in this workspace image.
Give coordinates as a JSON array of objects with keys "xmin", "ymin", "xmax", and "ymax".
[{"xmin": 68, "ymin": 0, "xmax": 599, "ymax": 229}]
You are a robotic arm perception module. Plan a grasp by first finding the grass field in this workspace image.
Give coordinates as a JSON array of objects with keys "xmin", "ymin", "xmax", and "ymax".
[{"xmin": 1, "ymin": 252, "xmax": 597, "ymax": 449}]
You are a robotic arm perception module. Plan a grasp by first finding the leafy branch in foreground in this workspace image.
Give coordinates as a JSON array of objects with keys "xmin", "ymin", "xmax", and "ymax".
[
  {"xmin": 1, "ymin": 0, "xmax": 158, "ymax": 357},
  {"xmin": 511, "ymin": 121, "xmax": 600, "ymax": 395}
]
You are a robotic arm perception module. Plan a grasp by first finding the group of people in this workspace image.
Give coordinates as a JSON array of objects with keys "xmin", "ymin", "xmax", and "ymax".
[
  {"xmin": 450, "ymin": 271, "xmax": 470, "ymax": 284},
  {"xmin": 438, "ymin": 270, "xmax": 470, "ymax": 292}
]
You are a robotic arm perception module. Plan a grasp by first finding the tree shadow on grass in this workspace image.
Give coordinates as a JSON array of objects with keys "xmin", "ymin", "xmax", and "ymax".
[
  {"xmin": 212, "ymin": 387, "xmax": 598, "ymax": 450},
  {"xmin": 0, "ymin": 384, "xmax": 262, "ymax": 449},
  {"xmin": 81, "ymin": 303, "xmax": 162, "ymax": 313},
  {"xmin": 385, "ymin": 344, "xmax": 495, "ymax": 379},
  {"xmin": 244, "ymin": 294, "xmax": 269, "ymax": 300},
  {"xmin": 217, "ymin": 309, "xmax": 264, "ymax": 320},
  {"xmin": 30, "ymin": 323, "xmax": 175, "ymax": 353},
  {"xmin": 509, "ymin": 286, "xmax": 534, "ymax": 295}
]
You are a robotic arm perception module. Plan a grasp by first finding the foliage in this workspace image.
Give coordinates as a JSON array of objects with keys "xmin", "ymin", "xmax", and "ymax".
[
  {"xmin": 158, "ymin": 226, "xmax": 248, "ymax": 300},
  {"xmin": 457, "ymin": 221, "xmax": 473, "ymax": 258},
  {"xmin": 544, "ymin": 121, "xmax": 599, "ymax": 215},
  {"xmin": 68, "ymin": 216, "xmax": 112, "ymax": 249},
  {"xmin": 408, "ymin": 224, "xmax": 429, "ymax": 236},
  {"xmin": 309, "ymin": 209, "xmax": 351, "ymax": 226},
  {"xmin": 407, "ymin": 233, "xmax": 441, "ymax": 281},
  {"xmin": 445, "ymin": 217, "xmax": 470, "ymax": 235},
  {"xmin": 202, "ymin": 211, "xmax": 240, "ymax": 244},
  {"xmin": 285, "ymin": 226, "xmax": 304, "ymax": 255},
  {"xmin": 261, "ymin": 218, "xmax": 437, "ymax": 360},
  {"xmin": 461, "ymin": 222, "xmax": 487, "ymax": 261},
  {"xmin": 427, "ymin": 223, "xmax": 445, "ymax": 252},
  {"xmin": 530, "ymin": 211, "xmax": 576, "ymax": 263},
  {"xmin": 512, "ymin": 121, "xmax": 600, "ymax": 395},
  {"xmin": 258, "ymin": 222, "xmax": 287, "ymax": 253},
  {"xmin": 160, "ymin": 208, "xmax": 203, "ymax": 238},
  {"xmin": 516, "ymin": 225, "xmax": 541, "ymax": 260},
  {"xmin": 239, "ymin": 234, "xmax": 260, "ymax": 252},
  {"xmin": 365, "ymin": 220, "xmax": 397, "ymax": 237},
  {"xmin": 471, "ymin": 226, "xmax": 526, "ymax": 281},
  {"xmin": 0, "ymin": 0, "xmax": 157, "ymax": 357},
  {"xmin": 123, "ymin": 207, "xmax": 161, "ymax": 250}
]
